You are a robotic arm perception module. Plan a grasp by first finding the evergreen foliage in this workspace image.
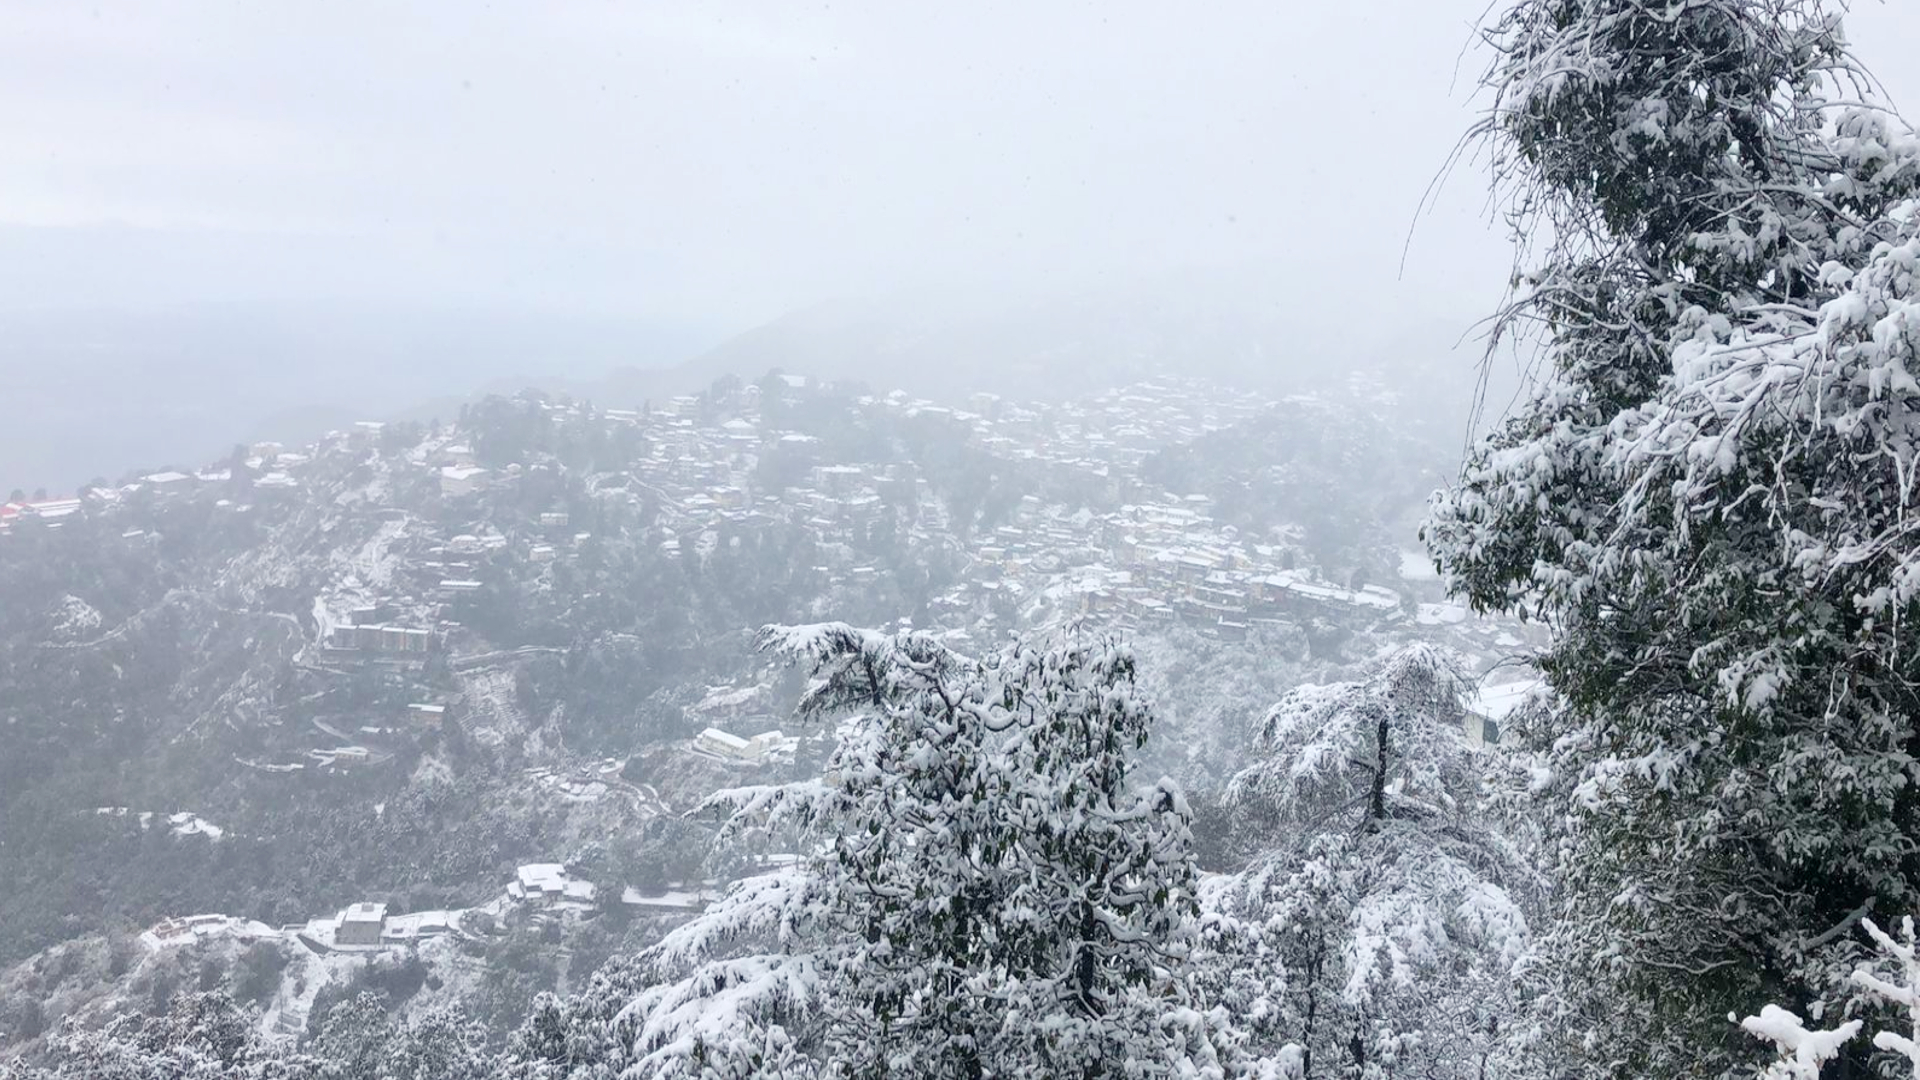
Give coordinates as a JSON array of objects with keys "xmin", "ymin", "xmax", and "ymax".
[
  {"xmin": 1201, "ymin": 646, "xmax": 1532, "ymax": 1078},
  {"xmin": 502, "ymin": 623, "xmax": 1228, "ymax": 1078},
  {"xmin": 1426, "ymin": 0, "xmax": 1920, "ymax": 1072}
]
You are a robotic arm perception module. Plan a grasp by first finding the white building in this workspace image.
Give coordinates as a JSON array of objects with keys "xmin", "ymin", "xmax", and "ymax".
[
  {"xmin": 143, "ymin": 471, "xmax": 195, "ymax": 495},
  {"xmin": 336, "ymin": 902, "xmax": 388, "ymax": 946},
  {"xmin": 694, "ymin": 727, "xmax": 794, "ymax": 763},
  {"xmin": 512, "ymin": 863, "xmax": 568, "ymax": 904},
  {"xmin": 509, "ymin": 863, "xmax": 597, "ymax": 910},
  {"xmin": 440, "ymin": 466, "xmax": 489, "ymax": 497}
]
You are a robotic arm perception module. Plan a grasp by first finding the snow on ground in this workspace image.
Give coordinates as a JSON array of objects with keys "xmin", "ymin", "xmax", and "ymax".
[
  {"xmin": 259, "ymin": 932, "xmax": 466, "ymax": 1041},
  {"xmin": 318, "ymin": 515, "xmax": 410, "ymax": 623},
  {"xmin": 621, "ymin": 887, "xmax": 712, "ymax": 912},
  {"xmin": 97, "ymin": 807, "xmax": 226, "ymax": 840},
  {"xmin": 525, "ymin": 766, "xmax": 610, "ymax": 803},
  {"xmin": 51, "ymin": 594, "xmax": 103, "ymax": 638},
  {"xmin": 310, "ymin": 594, "xmax": 339, "ymax": 646},
  {"xmin": 693, "ymin": 683, "xmax": 760, "ymax": 713},
  {"xmin": 460, "ymin": 668, "xmax": 523, "ymax": 747}
]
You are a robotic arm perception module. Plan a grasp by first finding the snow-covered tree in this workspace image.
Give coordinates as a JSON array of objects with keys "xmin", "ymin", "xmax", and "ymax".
[
  {"xmin": 1739, "ymin": 1005, "xmax": 1861, "ymax": 1080},
  {"xmin": 503, "ymin": 622, "xmax": 1228, "ymax": 1078},
  {"xmin": 1424, "ymin": 0, "xmax": 1920, "ymax": 1073},
  {"xmin": 364, "ymin": 1005, "xmax": 495, "ymax": 1080},
  {"xmin": 1200, "ymin": 646, "xmax": 1533, "ymax": 1078},
  {"xmin": 1737, "ymin": 913, "xmax": 1920, "ymax": 1078},
  {"xmin": 1851, "ymin": 916, "xmax": 1920, "ymax": 1076},
  {"xmin": 7, "ymin": 992, "xmax": 317, "ymax": 1080}
]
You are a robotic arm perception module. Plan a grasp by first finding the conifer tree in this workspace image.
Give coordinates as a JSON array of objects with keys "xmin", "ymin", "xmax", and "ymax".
[
  {"xmin": 1200, "ymin": 646, "xmax": 1532, "ymax": 1078},
  {"xmin": 1426, "ymin": 0, "xmax": 1920, "ymax": 1073},
  {"xmin": 503, "ymin": 623, "xmax": 1228, "ymax": 1078}
]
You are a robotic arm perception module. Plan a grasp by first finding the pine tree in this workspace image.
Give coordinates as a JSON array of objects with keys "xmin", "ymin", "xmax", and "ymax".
[
  {"xmin": 12, "ymin": 991, "xmax": 322, "ymax": 1080},
  {"xmin": 502, "ymin": 623, "xmax": 1228, "ymax": 1078},
  {"xmin": 1425, "ymin": 0, "xmax": 1920, "ymax": 1073},
  {"xmin": 1199, "ymin": 646, "xmax": 1533, "ymax": 1078}
]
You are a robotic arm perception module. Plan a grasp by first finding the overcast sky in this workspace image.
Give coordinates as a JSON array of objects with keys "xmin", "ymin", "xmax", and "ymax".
[{"xmin": 3, "ymin": 1, "xmax": 1917, "ymax": 339}]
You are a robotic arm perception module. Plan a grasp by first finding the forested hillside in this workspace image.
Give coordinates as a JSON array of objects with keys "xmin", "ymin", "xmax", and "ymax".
[
  {"xmin": 0, "ymin": 365, "xmax": 1523, "ymax": 1071},
  {"xmin": 9, "ymin": 0, "xmax": 1920, "ymax": 1076}
]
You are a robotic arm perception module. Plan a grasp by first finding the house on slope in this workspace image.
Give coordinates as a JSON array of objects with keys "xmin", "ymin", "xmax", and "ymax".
[
  {"xmin": 1463, "ymin": 679, "xmax": 1543, "ymax": 748},
  {"xmin": 440, "ymin": 465, "xmax": 490, "ymax": 498},
  {"xmin": 693, "ymin": 727, "xmax": 796, "ymax": 764},
  {"xmin": 509, "ymin": 863, "xmax": 597, "ymax": 911},
  {"xmin": 336, "ymin": 902, "xmax": 388, "ymax": 946}
]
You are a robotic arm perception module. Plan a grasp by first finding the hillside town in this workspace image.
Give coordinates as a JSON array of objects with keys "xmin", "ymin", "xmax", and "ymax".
[
  {"xmin": 0, "ymin": 371, "xmax": 1543, "ymax": 1060},
  {"xmin": 4, "ymin": 375, "xmax": 1535, "ymax": 788},
  {"xmin": 4, "ymin": 375, "xmax": 1503, "ymax": 651}
]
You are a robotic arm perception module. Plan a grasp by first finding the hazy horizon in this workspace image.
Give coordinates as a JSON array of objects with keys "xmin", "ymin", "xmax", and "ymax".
[{"xmin": 4, "ymin": 0, "xmax": 1916, "ymax": 490}]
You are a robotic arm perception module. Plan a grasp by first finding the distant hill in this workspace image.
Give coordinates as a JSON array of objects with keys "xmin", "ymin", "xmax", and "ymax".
[
  {"xmin": 2, "ymin": 285, "xmax": 1504, "ymax": 495},
  {"xmin": 569, "ymin": 286, "xmax": 1492, "ymax": 432},
  {"xmin": 0, "ymin": 302, "xmax": 706, "ymax": 494}
]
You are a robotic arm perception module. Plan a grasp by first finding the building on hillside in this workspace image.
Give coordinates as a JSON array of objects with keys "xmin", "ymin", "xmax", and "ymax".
[
  {"xmin": 508, "ymin": 864, "xmax": 598, "ymax": 911},
  {"xmin": 336, "ymin": 902, "xmax": 388, "ymax": 946},
  {"xmin": 440, "ymin": 465, "xmax": 490, "ymax": 497},
  {"xmin": 327, "ymin": 623, "xmax": 434, "ymax": 654},
  {"xmin": 511, "ymin": 863, "xmax": 569, "ymax": 905},
  {"xmin": 348, "ymin": 604, "xmax": 393, "ymax": 625},
  {"xmin": 694, "ymin": 727, "xmax": 754, "ymax": 760},
  {"xmin": 381, "ymin": 911, "xmax": 453, "ymax": 944},
  {"xmin": 22, "ymin": 498, "xmax": 83, "ymax": 519},
  {"xmin": 694, "ymin": 727, "xmax": 795, "ymax": 763},
  {"xmin": 143, "ymin": 472, "xmax": 195, "ymax": 496},
  {"xmin": 1463, "ymin": 680, "xmax": 1540, "ymax": 749}
]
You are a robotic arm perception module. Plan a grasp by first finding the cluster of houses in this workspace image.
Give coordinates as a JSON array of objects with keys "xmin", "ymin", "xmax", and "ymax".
[
  {"xmin": 279, "ymin": 859, "xmax": 709, "ymax": 957},
  {"xmin": 1090, "ymin": 501, "xmax": 1403, "ymax": 638},
  {"xmin": 505, "ymin": 863, "xmax": 597, "ymax": 909},
  {"xmin": 3, "ymin": 443, "xmax": 323, "ymax": 538},
  {"xmin": 11, "ymin": 374, "xmax": 1395, "ymax": 657},
  {"xmin": 959, "ymin": 381, "xmax": 1272, "ymax": 487},
  {"xmin": 909, "ymin": 493, "xmax": 1407, "ymax": 641},
  {"xmin": 442, "ymin": 377, "xmax": 1401, "ymax": 646},
  {"xmin": 293, "ymin": 902, "xmax": 457, "ymax": 952},
  {"xmin": 2, "ymin": 438, "xmax": 325, "ymax": 546},
  {"xmin": 17, "ymin": 376, "xmax": 1526, "ymax": 759}
]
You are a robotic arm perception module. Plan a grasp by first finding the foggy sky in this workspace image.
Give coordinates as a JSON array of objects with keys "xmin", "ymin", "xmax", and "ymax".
[{"xmin": 3, "ymin": 2, "xmax": 1917, "ymax": 338}]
